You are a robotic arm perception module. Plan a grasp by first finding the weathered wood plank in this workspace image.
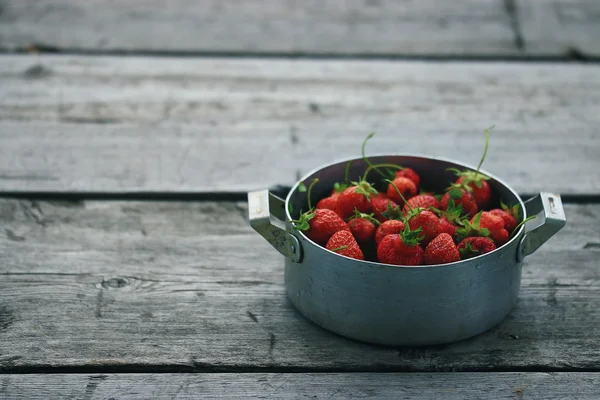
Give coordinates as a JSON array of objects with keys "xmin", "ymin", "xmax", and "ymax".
[
  {"xmin": 2, "ymin": 373, "xmax": 599, "ymax": 399},
  {"xmin": 0, "ymin": 200, "xmax": 598, "ymax": 371},
  {"xmin": 517, "ymin": 0, "xmax": 600, "ymax": 58},
  {"xmin": 0, "ymin": 55, "xmax": 599, "ymax": 194},
  {"xmin": 0, "ymin": 0, "xmax": 518, "ymax": 56}
]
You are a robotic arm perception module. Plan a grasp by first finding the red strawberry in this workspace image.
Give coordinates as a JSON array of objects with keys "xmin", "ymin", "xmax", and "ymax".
[
  {"xmin": 375, "ymin": 219, "xmax": 405, "ymax": 245},
  {"xmin": 433, "ymin": 200, "xmax": 464, "ymax": 239},
  {"xmin": 424, "ymin": 233, "xmax": 460, "ymax": 265},
  {"xmin": 403, "ymin": 194, "xmax": 440, "ymax": 213},
  {"xmin": 337, "ymin": 181, "xmax": 377, "ymax": 219},
  {"xmin": 490, "ymin": 201, "xmax": 520, "ymax": 232},
  {"xmin": 316, "ymin": 192, "xmax": 340, "ymax": 214},
  {"xmin": 457, "ymin": 237, "xmax": 496, "ymax": 259},
  {"xmin": 377, "ymin": 224, "xmax": 424, "ymax": 266},
  {"xmin": 304, "ymin": 209, "xmax": 351, "ymax": 245},
  {"xmin": 490, "ymin": 209, "xmax": 517, "ymax": 232},
  {"xmin": 370, "ymin": 193, "xmax": 399, "ymax": 223},
  {"xmin": 478, "ymin": 211, "xmax": 509, "ymax": 245},
  {"xmin": 407, "ymin": 210, "xmax": 440, "ymax": 246},
  {"xmin": 455, "ymin": 176, "xmax": 491, "ymax": 209},
  {"xmin": 447, "ymin": 126, "xmax": 494, "ymax": 209},
  {"xmin": 441, "ymin": 187, "xmax": 478, "ymax": 217},
  {"xmin": 292, "ymin": 179, "xmax": 350, "ymax": 245},
  {"xmin": 457, "ymin": 211, "xmax": 509, "ymax": 246},
  {"xmin": 326, "ymin": 230, "xmax": 364, "ymax": 261},
  {"xmin": 386, "ymin": 177, "xmax": 417, "ymax": 205},
  {"xmin": 395, "ymin": 168, "xmax": 420, "ymax": 188},
  {"xmin": 347, "ymin": 211, "xmax": 379, "ymax": 244},
  {"xmin": 437, "ymin": 217, "xmax": 457, "ymax": 238}
]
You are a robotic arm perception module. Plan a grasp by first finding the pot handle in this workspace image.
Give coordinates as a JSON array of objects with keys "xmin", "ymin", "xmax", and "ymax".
[
  {"xmin": 517, "ymin": 192, "xmax": 566, "ymax": 261},
  {"xmin": 247, "ymin": 190, "xmax": 302, "ymax": 263}
]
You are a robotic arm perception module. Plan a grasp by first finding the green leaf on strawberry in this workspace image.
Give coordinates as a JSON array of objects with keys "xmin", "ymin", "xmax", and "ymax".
[
  {"xmin": 351, "ymin": 178, "xmax": 378, "ymax": 201},
  {"xmin": 400, "ymin": 223, "xmax": 423, "ymax": 246},
  {"xmin": 290, "ymin": 179, "xmax": 319, "ymax": 232},
  {"xmin": 458, "ymin": 241, "xmax": 479, "ymax": 258},
  {"xmin": 449, "ymin": 187, "xmax": 464, "ymax": 200},
  {"xmin": 456, "ymin": 211, "xmax": 491, "ymax": 241},
  {"xmin": 348, "ymin": 209, "xmax": 381, "ymax": 226},
  {"xmin": 381, "ymin": 203, "xmax": 404, "ymax": 221},
  {"xmin": 501, "ymin": 200, "xmax": 520, "ymax": 219}
]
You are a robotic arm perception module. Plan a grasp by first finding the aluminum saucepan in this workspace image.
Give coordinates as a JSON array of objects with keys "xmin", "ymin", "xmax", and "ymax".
[{"xmin": 248, "ymin": 155, "xmax": 566, "ymax": 346}]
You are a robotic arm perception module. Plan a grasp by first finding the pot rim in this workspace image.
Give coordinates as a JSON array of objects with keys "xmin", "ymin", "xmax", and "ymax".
[{"xmin": 285, "ymin": 152, "xmax": 527, "ymax": 269}]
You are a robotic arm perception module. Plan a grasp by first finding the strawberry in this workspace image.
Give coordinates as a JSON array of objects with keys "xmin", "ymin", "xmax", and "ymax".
[
  {"xmin": 478, "ymin": 211, "xmax": 509, "ymax": 245},
  {"xmin": 302, "ymin": 208, "xmax": 350, "ymax": 245},
  {"xmin": 370, "ymin": 193, "xmax": 398, "ymax": 223},
  {"xmin": 377, "ymin": 224, "xmax": 424, "ymax": 266},
  {"xmin": 347, "ymin": 211, "xmax": 379, "ymax": 244},
  {"xmin": 407, "ymin": 210, "xmax": 440, "ymax": 246},
  {"xmin": 457, "ymin": 237, "xmax": 496, "ymax": 259},
  {"xmin": 490, "ymin": 201, "xmax": 520, "ymax": 232},
  {"xmin": 386, "ymin": 177, "xmax": 417, "ymax": 205},
  {"xmin": 395, "ymin": 168, "xmax": 420, "ymax": 188},
  {"xmin": 316, "ymin": 192, "xmax": 340, "ymax": 214},
  {"xmin": 424, "ymin": 233, "xmax": 460, "ymax": 265},
  {"xmin": 433, "ymin": 200, "xmax": 464, "ymax": 239},
  {"xmin": 326, "ymin": 230, "xmax": 364, "ymax": 260},
  {"xmin": 291, "ymin": 179, "xmax": 350, "ymax": 245},
  {"xmin": 375, "ymin": 219, "xmax": 405, "ymax": 245},
  {"xmin": 447, "ymin": 126, "xmax": 494, "ymax": 209},
  {"xmin": 455, "ymin": 176, "xmax": 491, "ymax": 209},
  {"xmin": 441, "ymin": 187, "xmax": 478, "ymax": 217},
  {"xmin": 337, "ymin": 181, "xmax": 378, "ymax": 219},
  {"xmin": 457, "ymin": 211, "xmax": 509, "ymax": 246},
  {"xmin": 437, "ymin": 217, "xmax": 457, "ymax": 238},
  {"xmin": 403, "ymin": 194, "xmax": 440, "ymax": 214}
]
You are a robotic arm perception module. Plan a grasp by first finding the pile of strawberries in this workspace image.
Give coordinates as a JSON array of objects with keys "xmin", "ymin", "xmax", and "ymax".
[{"xmin": 291, "ymin": 129, "xmax": 532, "ymax": 266}]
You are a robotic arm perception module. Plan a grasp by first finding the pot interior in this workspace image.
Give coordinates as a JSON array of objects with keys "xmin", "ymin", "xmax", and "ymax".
[{"xmin": 286, "ymin": 155, "xmax": 524, "ymax": 246}]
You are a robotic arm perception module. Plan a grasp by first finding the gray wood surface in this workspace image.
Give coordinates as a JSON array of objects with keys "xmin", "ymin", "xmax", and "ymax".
[
  {"xmin": 517, "ymin": 0, "xmax": 600, "ymax": 58},
  {"xmin": 2, "ymin": 372, "xmax": 600, "ymax": 399},
  {"xmin": 1, "ymin": 200, "xmax": 598, "ymax": 371},
  {"xmin": 1, "ymin": 55, "xmax": 598, "ymax": 194},
  {"xmin": 0, "ymin": 0, "xmax": 518, "ymax": 56}
]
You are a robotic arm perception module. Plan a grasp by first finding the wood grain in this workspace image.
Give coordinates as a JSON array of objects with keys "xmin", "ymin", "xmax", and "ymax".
[
  {"xmin": 2, "ymin": 372, "xmax": 600, "ymax": 399},
  {"xmin": 0, "ymin": 0, "xmax": 518, "ymax": 56},
  {"xmin": 0, "ymin": 200, "xmax": 598, "ymax": 372},
  {"xmin": 517, "ymin": 0, "xmax": 600, "ymax": 58},
  {"xmin": 0, "ymin": 55, "xmax": 598, "ymax": 194}
]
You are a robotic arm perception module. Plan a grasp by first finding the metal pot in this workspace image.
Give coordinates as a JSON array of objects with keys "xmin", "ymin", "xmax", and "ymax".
[{"xmin": 248, "ymin": 155, "xmax": 566, "ymax": 346}]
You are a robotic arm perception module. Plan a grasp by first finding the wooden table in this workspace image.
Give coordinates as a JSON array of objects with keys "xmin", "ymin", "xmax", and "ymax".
[{"xmin": 1, "ymin": 1, "xmax": 599, "ymax": 399}]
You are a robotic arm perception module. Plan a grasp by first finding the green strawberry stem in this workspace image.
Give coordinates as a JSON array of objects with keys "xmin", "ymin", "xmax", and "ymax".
[
  {"xmin": 349, "ymin": 208, "xmax": 381, "ymax": 226},
  {"xmin": 306, "ymin": 178, "xmax": 319, "ymax": 210},
  {"xmin": 344, "ymin": 161, "xmax": 352, "ymax": 183},
  {"xmin": 334, "ymin": 161, "xmax": 353, "ymax": 193},
  {"xmin": 475, "ymin": 125, "xmax": 494, "ymax": 179},
  {"xmin": 361, "ymin": 132, "xmax": 380, "ymax": 174},
  {"xmin": 511, "ymin": 215, "xmax": 536, "ymax": 237},
  {"xmin": 361, "ymin": 132, "xmax": 405, "ymax": 180},
  {"xmin": 364, "ymin": 163, "xmax": 405, "ymax": 180},
  {"xmin": 331, "ymin": 245, "xmax": 349, "ymax": 252},
  {"xmin": 385, "ymin": 179, "xmax": 412, "ymax": 211}
]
